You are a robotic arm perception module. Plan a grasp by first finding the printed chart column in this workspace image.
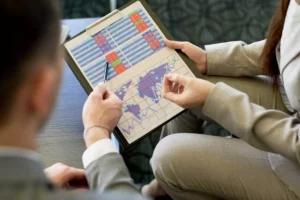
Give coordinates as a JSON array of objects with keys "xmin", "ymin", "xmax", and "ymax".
[
  {"xmin": 142, "ymin": 30, "xmax": 162, "ymax": 52},
  {"xmin": 106, "ymin": 51, "xmax": 127, "ymax": 75},
  {"xmin": 129, "ymin": 10, "xmax": 149, "ymax": 33},
  {"xmin": 93, "ymin": 32, "xmax": 113, "ymax": 54}
]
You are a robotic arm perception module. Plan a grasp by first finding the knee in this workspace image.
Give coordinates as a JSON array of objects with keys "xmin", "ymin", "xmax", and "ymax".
[
  {"xmin": 151, "ymin": 134, "xmax": 216, "ymax": 183},
  {"xmin": 151, "ymin": 134, "xmax": 188, "ymax": 183}
]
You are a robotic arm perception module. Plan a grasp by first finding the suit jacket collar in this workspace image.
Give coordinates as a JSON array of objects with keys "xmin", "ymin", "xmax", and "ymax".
[{"xmin": 0, "ymin": 156, "xmax": 48, "ymax": 183}]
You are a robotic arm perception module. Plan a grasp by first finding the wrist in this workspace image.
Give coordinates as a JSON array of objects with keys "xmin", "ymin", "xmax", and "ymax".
[
  {"xmin": 204, "ymin": 82, "xmax": 215, "ymax": 104},
  {"xmin": 203, "ymin": 51, "xmax": 208, "ymax": 74},
  {"xmin": 84, "ymin": 126, "xmax": 110, "ymax": 148}
]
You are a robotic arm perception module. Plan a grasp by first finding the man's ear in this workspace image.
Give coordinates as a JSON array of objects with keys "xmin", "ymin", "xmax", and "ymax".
[{"xmin": 27, "ymin": 65, "xmax": 58, "ymax": 118}]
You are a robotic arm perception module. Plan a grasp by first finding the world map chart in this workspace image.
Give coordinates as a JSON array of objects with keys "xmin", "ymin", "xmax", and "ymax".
[{"xmin": 113, "ymin": 54, "xmax": 193, "ymax": 138}]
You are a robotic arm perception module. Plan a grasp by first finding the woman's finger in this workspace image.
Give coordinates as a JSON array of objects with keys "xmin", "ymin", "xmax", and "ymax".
[
  {"xmin": 164, "ymin": 39, "xmax": 185, "ymax": 50},
  {"xmin": 162, "ymin": 75, "xmax": 172, "ymax": 95},
  {"xmin": 178, "ymin": 84, "xmax": 185, "ymax": 94},
  {"xmin": 172, "ymin": 82, "xmax": 180, "ymax": 93},
  {"xmin": 166, "ymin": 74, "xmax": 189, "ymax": 85}
]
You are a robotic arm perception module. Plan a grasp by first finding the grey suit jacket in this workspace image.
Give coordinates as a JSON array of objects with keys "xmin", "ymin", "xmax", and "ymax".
[
  {"xmin": 0, "ymin": 154, "xmax": 150, "ymax": 200},
  {"xmin": 203, "ymin": 0, "xmax": 300, "ymax": 197}
]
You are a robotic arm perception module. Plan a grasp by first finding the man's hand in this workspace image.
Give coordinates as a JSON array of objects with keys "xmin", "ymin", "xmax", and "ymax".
[
  {"xmin": 165, "ymin": 39, "xmax": 208, "ymax": 74},
  {"xmin": 162, "ymin": 74, "xmax": 214, "ymax": 108},
  {"xmin": 44, "ymin": 163, "xmax": 88, "ymax": 189},
  {"xmin": 82, "ymin": 83, "xmax": 123, "ymax": 147}
]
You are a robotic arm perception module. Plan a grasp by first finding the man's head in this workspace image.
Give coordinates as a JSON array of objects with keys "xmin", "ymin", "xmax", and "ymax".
[{"xmin": 0, "ymin": 0, "xmax": 62, "ymax": 146}]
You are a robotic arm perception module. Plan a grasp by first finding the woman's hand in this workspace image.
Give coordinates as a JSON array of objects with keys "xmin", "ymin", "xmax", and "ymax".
[
  {"xmin": 165, "ymin": 39, "xmax": 208, "ymax": 74},
  {"xmin": 162, "ymin": 74, "xmax": 214, "ymax": 108}
]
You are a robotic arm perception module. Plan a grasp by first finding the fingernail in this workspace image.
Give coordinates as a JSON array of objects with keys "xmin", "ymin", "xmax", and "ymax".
[
  {"xmin": 166, "ymin": 74, "xmax": 172, "ymax": 79},
  {"xmin": 98, "ymin": 82, "xmax": 104, "ymax": 86}
]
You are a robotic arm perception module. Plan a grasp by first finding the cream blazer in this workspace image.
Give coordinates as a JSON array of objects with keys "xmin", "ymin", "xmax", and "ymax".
[{"xmin": 203, "ymin": 0, "xmax": 300, "ymax": 197}]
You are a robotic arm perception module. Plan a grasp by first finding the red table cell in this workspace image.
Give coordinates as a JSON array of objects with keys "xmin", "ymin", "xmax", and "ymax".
[
  {"xmin": 150, "ymin": 44, "xmax": 156, "ymax": 49},
  {"xmin": 146, "ymin": 38, "xmax": 157, "ymax": 44},
  {"xmin": 106, "ymin": 52, "xmax": 119, "ymax": 63},
  {"xmin": 131, "ymin": 17, "xmax": 142, "ymax": 23},
  {"xmin": 132, "ymin": 12, "xmax": 141, "ymax": 19},
  {"xmin": 129, "ymin": 14, "xmax": 142, "ymax": 23},
  {"xmin": 137, "ymin": 26, "xmax": 144, "ymax": 32},
  {"xmin": 144, "ymin": 33, "xmax": 155, "ymax": 40},
  {"xmin": 141, "ymin": 22, "xmax": 148, "ymax": 29},
  {"xmin": 143, "ymin": 25, "xmax": 149, "ymax": 30},
  {"xmin": 114, "ymin": 63, "xmax": 126, "ymax": 74},
  {"xmin": 154, "ymin": 41, "xmax": 161, "ymax": 46},
  {"xmin": 96, "ymin": 39, "xmax": 106, "ymax": 45},
  {"xmin": 96, "ymin": 35, "xmax": 105, "ymax": 39},
  {"xmin": 130, "ymin": 17, "xmax": 136, "ymax": 23},
  {"xmin": 94, "ymin": 35, "xmax": 104, "ymax": 42},
  {"xmin": 129, "ymin": 16, "xmax": 136, "ymax": 22},
  {"xmin": 136, "ymin": 22, "xmax": 149, "ymax": 33},
  {"xmin": 153, "ymin": 41, "xmax": 161, "ymax": 48},
  {"xmin": 150, "ymin": 41, "xmax": 161, "ymax": 49}
]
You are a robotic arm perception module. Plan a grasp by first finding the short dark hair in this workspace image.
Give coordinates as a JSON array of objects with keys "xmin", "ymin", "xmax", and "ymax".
[{"xmin": 0, "ymin": 0, "xmax": 60, "ymax": 123}]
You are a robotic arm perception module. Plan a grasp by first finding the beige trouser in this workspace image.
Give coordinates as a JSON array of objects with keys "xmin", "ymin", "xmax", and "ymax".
[{"xmin": 151, "ymin": 76, "xmax": 299, "ymax": 200}]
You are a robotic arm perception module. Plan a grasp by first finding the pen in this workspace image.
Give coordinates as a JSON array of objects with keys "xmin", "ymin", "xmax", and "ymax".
[{"xmin": 104, "ymin": 62, "xmax": 109, "ymax": 83}]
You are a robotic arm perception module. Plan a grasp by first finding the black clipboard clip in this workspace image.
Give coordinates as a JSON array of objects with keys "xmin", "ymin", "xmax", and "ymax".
[{"xmin": 85, "ymin": 9, "xmax": 124, "ymax": 37}]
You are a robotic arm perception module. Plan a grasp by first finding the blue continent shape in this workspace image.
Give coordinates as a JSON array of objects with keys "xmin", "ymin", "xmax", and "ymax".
[
  {"xmin": 137, "ymin": 63, "xmax": 168, "ymax": 103},
  {"xmin": 124, "ymin": 104, "xmax": 141, "ymax": 120},
  {"xmin": 114, "ymin": 80, "xmax": 132, "ymax": 100}
]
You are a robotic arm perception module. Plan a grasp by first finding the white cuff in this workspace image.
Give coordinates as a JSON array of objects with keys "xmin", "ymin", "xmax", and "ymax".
[{"xmin": 82, "ymin": 139, "xmax": 118, "ymax": 168}]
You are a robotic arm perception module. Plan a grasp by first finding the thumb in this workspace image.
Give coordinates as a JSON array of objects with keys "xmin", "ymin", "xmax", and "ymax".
[
  {"xmin": 166, "ymin": 74, "xmax": 188, "ymax": 85},
  {"xmin": 94, "ymin": 82, "xmax": 107, "ymax": 98},
  {"xmin": 103, "ymin": 88, "xmax": 114, "ymax": 100},
  {"xmin": 164, "ymin": 39, "xmax": 185, "ymax": 50}
]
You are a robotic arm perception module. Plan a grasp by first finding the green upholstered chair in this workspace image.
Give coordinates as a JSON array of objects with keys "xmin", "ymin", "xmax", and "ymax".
[{"xmin": 118, "ymin": 0, "xmax": 278, "ymax": 46}]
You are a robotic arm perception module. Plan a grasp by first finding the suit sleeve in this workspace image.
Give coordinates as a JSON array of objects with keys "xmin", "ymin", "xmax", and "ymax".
[
  {"xmin": 203, "ymin": 83, "xmax": 300, "ymax": 165},
  {"xmin": 85, "ymin": 152, "xmax": 149, "ymax": 199},
  {"xmin": 205, "ymin": 40, "xmax": 268, "ymax": 77}
]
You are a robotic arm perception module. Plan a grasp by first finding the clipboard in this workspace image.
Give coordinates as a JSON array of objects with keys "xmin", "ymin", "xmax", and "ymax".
[{"xmin": 64, "ymin": 0, "xmax": 203, "ymax": 149}]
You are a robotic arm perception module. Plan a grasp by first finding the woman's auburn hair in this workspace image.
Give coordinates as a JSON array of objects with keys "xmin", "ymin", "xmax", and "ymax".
[{"xmin": 260, "ymin": 0, "xmax": 290, "ymax": 82}]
